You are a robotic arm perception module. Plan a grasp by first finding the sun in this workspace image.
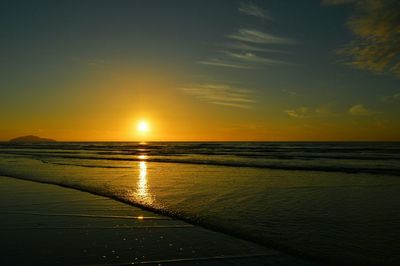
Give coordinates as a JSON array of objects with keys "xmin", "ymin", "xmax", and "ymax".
[{"xmin": 137, "ymin": 120, "xmax": 150, "ymax": 133}]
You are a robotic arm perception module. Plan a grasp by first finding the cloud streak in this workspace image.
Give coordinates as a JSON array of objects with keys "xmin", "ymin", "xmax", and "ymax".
[
  {"xmin": 198, "ymin": 3, "xmax": 296, "ymax": 70},
  {"xmin": 224, "ymin": 42, "xmax": 284, "ymax": 53},
  {"xmin": 228, "ymin": 28, "xmax": 294, "ymax": 45},
  {"xmin": 285, "ymin": 104, "xmax": 338, "ymax": 118},
  {"xmin": 179, "ymin": 83, "xmax": 255, "ymax": 108},
  {"xmin": 238, "ymin": 3, "xmax": 271, "ymax": 20},
  {"xmin": 285, "ymin": 107, "xmax": 309, "ymax": 118},
  {"xmin": 348, "ymin": 104, "xmax": 375, "ymax": 116},
  {"xmin": 285, "ymin": 104, "xmax": 380, "ymax": 118},
  {"xmin": 197, "ymin": 59, "xmax": 252, "ymax": 69},
  {"xmin": 224, "ymin": 51, "xmax": 287, "ymax": 65}
]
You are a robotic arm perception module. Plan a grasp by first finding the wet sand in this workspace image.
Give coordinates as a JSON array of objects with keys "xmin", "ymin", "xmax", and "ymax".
[{"xmin": 0, "ymin": 176, "xmax": 310, "ymax": 265}]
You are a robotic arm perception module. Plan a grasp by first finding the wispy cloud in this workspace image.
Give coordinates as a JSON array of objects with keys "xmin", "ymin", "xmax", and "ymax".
[
  {"xmin": 238, "ymin": 3, "xmax": 271, "ymax": 20},
  {"xmin": 198, "ymin": 3, "xmax": 296, "ymax": 70},
  {"xmin": 224, "ymin": 42, "xmax": 284, "ymax": 53},
  {"xmin": 285, "ymin": 107, "xmax": 309, "ymax": 118},
  {"xmin": 208, "ymin": 101, "xmax": 253, "ymax": 109},
  {"xmin": 285, "ymin": 103, "xmax": 381, "ymax": 118},
  {"xmin": 285, "ymin": 104, "xmax": 337, "ymax": 118},
  {"xmin": 224, "ymin": 51, "xmax": 286, "ymax": 65},
  {"xmin": 348, "ymin": 104, "xmax": 376, "ymax": 116},
  {"xmin": 197, "ymin": 59, "xmax": 252, "ymax": 69},
  {"xmin": 179, "ymin": 83, "xmax": 255, "ymax": 109},
  {"xmin": 228, "ymin": 28, "xmax": 294, "ymax": 45},
  {"xmin": 324, "ymin": 0, "xmax": 400, "ymax": 76}
]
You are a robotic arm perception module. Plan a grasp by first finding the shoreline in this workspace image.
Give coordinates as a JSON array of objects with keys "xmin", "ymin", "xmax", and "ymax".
[{"xmin": 0, "ymin": 175, "xmax": 311, "ymax": 265}]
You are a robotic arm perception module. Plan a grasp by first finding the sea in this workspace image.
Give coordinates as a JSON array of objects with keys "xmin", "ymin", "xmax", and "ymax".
[{"xmin": 0, "ymin": 142, "xmax": 399, "ymax": 265}]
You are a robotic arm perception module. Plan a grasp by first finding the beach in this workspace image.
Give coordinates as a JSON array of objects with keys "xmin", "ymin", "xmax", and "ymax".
[
  {"xmin": 0, "ymin": 175, "xmax": 309, "ymax": 265},
  {"xmin": 0, "ymin": 142, "xmax": 399, "ymax": 265}
]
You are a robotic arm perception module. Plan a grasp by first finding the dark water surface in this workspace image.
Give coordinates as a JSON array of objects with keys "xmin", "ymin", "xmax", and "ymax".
[{"xmin": 0, "ymin": 142, "xmax": 399, "ymax": 264}]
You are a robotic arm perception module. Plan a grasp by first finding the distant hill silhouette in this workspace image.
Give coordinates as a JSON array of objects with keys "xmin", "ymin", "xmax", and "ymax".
[{"xmin": 9, "ymin": 135, "xmax": 56, "ymax": 143}]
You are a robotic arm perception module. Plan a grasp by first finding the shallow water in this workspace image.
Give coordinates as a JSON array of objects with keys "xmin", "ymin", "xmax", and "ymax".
[{"xmin": 0, "ymin": 142, "xmax": 399, "ymax": 264}]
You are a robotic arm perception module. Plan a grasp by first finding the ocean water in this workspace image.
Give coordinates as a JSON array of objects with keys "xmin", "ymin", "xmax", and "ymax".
[{"xmin": 0, "ymin": 142, "xmax": 399, "ymax": 264}]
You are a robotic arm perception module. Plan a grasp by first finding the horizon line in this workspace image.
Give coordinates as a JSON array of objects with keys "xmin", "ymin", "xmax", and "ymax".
[{"xmin": 1, "ymin": 139, "xmax": 400, "ymax": 143}]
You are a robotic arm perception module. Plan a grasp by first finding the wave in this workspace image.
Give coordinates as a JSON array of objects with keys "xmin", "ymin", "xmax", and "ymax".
[
  {"xmin": 10, "ymin": 151, "xmax": 400, "ymax": 176},
  {"xmin": 2, "ymin": 142, "xmax": 400, "ymax": 159},
  {"xmin": 0, "ymin": 145, "xmax": 400, "ymax": 161},
  {"xmin": 40, "ymin": 159, "xmax": 132, "ymax": 169}
]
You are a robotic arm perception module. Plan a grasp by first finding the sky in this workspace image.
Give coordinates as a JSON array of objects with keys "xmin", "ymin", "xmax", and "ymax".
[{"xmin": 0, "ymin": 0, "xmax": 399, "ymax": 141}]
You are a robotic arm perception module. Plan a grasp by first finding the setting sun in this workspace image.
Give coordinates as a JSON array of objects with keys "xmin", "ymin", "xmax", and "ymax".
[{"xmin": 137, "ymin": 121, "xmax": 150, "ymax": 133}]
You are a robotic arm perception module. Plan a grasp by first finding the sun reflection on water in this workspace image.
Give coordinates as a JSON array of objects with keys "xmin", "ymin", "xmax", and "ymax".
[
  {"xmin": 138, "ymin": 154, "xmax": 148, "ymax": 160},
  {"xmin": 135, "ymin": 156, "xmax": 153, "ymax": 205}
]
